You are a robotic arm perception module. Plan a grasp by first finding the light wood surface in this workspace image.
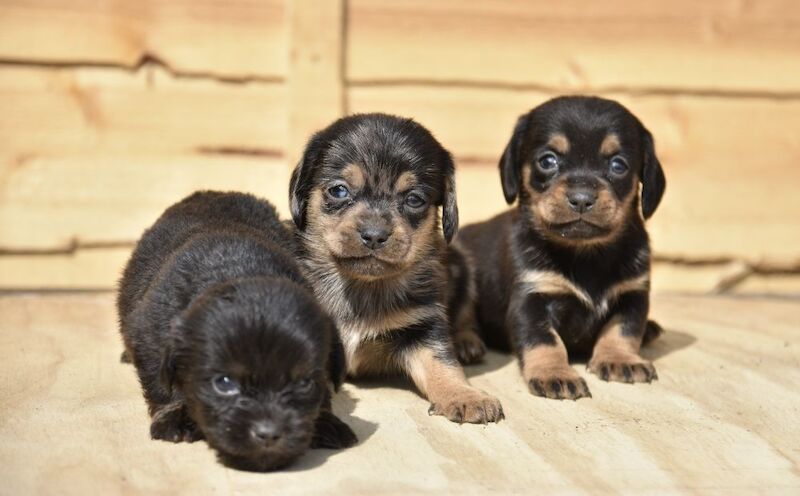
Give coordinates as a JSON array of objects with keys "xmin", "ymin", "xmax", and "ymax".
[{"xmin": 1, "ymin": 292, "xmax": 798, "ymax": 494}]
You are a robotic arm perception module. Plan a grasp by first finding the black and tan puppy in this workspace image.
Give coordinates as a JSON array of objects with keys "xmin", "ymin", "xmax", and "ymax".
[
  {"xmin": 455, "ymin": 96, "xmax": 666, "ymax": 400},
  {"xmin": 117, "ymin": 191, "xmax": 356, "ymax": 471},
  {"xmin": 289, "ymin": 113, "xmax": 503, "ymax": 424}
]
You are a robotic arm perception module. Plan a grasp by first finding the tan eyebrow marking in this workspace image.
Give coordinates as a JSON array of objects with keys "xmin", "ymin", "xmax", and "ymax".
[
  {"xmin": 393, "ymin": 171, "xmax": 417, "ymax": 193},
  {"xmin": 341, "ymin": 163, "xmax": 366, "ymax": 189},
  {"xmin": 547, "ymin": 133, "xmax": 570, "ymax": 154},
  {"xmin": 600, "ymin": 133, "xmax": 621, "ymax": 156}
]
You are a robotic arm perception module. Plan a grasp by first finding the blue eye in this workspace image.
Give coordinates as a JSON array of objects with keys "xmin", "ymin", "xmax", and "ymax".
[
  {"xmin": 405, "ymin": 194, "xmax": 425, "ymax": 209},
  {"xmin": 328, "ymin": 184, "xmax": 350, "ymax": 199},
  {"xmin": 295, "ymin": 378, "xmax": 314, "ymax": 394},
  {"xmin": 610, "ymin": 157, "xmax": 629, "ymax": 175},
  {"xmin": 538, "ymin": 153, "xmax": 559, "ymax": 172},
  {"xmin": 212, "ymin": 375, "xmax": 240, "ymax": 396}
]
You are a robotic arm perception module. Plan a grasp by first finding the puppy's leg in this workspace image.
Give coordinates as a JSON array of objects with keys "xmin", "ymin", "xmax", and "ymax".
[
  {"xmin": 451, "ymin": 304, "xmax": 486, "ymax": 365},
  {"xmin": 446, "ymin": 244, "xmax": 486, "ymax": 365},
  {"xmin": 588, "ymin": 292, "xmax": 657, "ymax": 383},
  {"xmin": 403, "ymin": 345, "xmax": 503, "ymax": 424},
  {"xmin": 148, "ymin": 399, "xmax": 203, "ymax": 443},
  {"xmin": 509, "ymin": 292, "xmax": 590, "ymax": 400},
  {"xmin": 310, "ymin": 392, "xmax": 357, "ymax": 450}
]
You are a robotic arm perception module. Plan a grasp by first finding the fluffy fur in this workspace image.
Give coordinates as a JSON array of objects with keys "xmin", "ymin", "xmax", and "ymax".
[
  {"xmin": 117, "ymin": 191, "xmax": 356, "ymax": 471},
  {"xmin": 290, "ymin": 113, "xmax": 503, "ymax": 424},
  {"xmin": 453, "ymin": 96, "xmax": 666, "ymax": 400}
]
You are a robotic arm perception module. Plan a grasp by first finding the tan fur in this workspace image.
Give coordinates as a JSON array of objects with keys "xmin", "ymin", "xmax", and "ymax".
[
  {"xmin": 519, "ymin": 269, "xmax": 650, "ymax": 316},
  {"xmin": 341, "ymin": 163, "xmax": 366, "ymax": 190},
  {"xmin": 600, "ymin": 133, "xmax": 621, "ymax": 156},
  {"xmin": 587, "ymin": 316, "xmax": 656, "ymax": 383},
  {"xmin": 547, "ymin": 133, "xmax": 570, "ymax": 154},
  {"xmin": 403, "ymin": 347, "xmax": 503, "ymax": 423},
  {"xmin": 393, "ymin": 171, "xmax": 417, "ymax": 193},
  {"xmin": 521, "ymin": 334, "xmax": 572, "ymax": 379}
]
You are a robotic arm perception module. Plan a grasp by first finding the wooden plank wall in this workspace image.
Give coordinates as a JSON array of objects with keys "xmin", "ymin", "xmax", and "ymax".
[{"xmin": 1, "ymin": 0, "xmax": 798, "ymax": 294}]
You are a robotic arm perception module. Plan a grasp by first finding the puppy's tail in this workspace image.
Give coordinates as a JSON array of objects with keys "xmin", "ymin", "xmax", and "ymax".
[{"xmin": 642, "ymin": 320, "xmax": 664, "ymax": 346}]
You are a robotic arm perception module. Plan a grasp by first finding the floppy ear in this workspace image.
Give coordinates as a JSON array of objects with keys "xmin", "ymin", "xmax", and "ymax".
[
  {"xmin": 326, "ymin": 321, "xmax": 347, "ymax": 391},
  {"xmin": 499, "ymin": 114, "xmax": 530, "ymax": 205},
  {"xmin": 289, "ymin": 132, "xmax": 329, "ymax": 230},
  {"xmin": 159, "ymin": 316, "xmax": 186, "ymax": 394},
  {"xmin": 440, "ymin": 149, "xmax": 459, "ymax": 244},
  {"xmin": 640, "ymin": 128, "xmax": 666, "ymax": 219}
]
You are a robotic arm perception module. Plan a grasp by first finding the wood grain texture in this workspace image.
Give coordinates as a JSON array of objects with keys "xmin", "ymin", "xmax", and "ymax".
[
  {"xmin": 1, "ymin": 292, "xmax": 798, "ymax": 494},
  {"xmin": 0, "ymin": 154, "xmax": 290, "ymax": 249},
  {"xmin": 0, "ymin": 65, "xmax": 287, "ymax": 157},
  {"xmin": 0, "ymin": 0, "xmax": 287, "ymax": 78},
  {"xmin": 287, "ymin": 0, "xmax": 344, "ymax": 166},
  {"xmin": 351, "ymin": 86, "xmax": 800, "ymax": 261},
  {"xmin": 347, "ymin": 0, "xmax": 800, "ymax": 93}
]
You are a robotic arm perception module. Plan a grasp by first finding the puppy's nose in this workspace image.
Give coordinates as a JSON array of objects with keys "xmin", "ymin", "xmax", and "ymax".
[
  {"xmin": 250, "ymin": 421, "xmax": 282, "ymax": 444},
  {"xmin": 359, "ymin": 226, "xmax": 391, "ymax": 250},
  {"xmin": 566, "ymin": 189, "xmax": 597, "ymax": 213}
]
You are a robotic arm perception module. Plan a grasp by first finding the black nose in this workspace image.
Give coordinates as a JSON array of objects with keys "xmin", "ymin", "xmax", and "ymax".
[
  {"xmin": 566, "ymin": 189, "xmax": 597, "ymax": 213},
  {"xmin": 250, "ymin": 421, "xmax": 281, "ymax": 443},
  {"xmin": 359, "ymin": 226, "xmax": 390, "ymax": 250}
]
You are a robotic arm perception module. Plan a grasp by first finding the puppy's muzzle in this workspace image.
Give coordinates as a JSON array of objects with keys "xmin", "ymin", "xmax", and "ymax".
[
  {"xmin": 566, "ymin": 187, "xmax": 597, "ymax": 214},
  {"xmin": 358, "ymin": 220, "xmax": 393, "ymax": 251},
  {"xmin": 250, "ymin": 420, "xmax": 283, "ymax": 444}
]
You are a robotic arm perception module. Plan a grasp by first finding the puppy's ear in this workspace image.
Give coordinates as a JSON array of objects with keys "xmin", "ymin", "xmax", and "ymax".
[
  {"xmin": 499, "ymin": 114, "xmax": 530, "ymax": 205},
  {"xmin": 290, "ymin": 132, "xmax": 328, "ymax": 230},
  {"xmin": 640, "ymin": 128, "xmax": 666, "ymax": 219},
  {"xmin": 440, "ymin": 149, "xmax": 459, "ymax": 244},
  {"xmin": 160, "ymin": 316, "xmax": 186, "ymax": 394},
  {"xmin": 327, "ymin": 321, "xmax": 347, "ymax": 391}
]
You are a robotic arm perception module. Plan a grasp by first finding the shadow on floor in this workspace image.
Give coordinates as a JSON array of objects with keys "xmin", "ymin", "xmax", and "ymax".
[
  {"xmin": 288, "ymin": 388, "xmax": 378, "ymax": 472},
  {"xmin": 640, "ymin": 327, "xmax": 697, "ymax": 362}
]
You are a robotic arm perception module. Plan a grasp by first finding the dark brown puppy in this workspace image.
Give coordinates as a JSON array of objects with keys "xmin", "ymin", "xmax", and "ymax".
[
  {"xmin": 290, "ymin": 113, "xmax": 503, "ymax": 424},
  {"xmin": 455, "ymin": 96, "xmax": 666, "ymax": 400},
  {"xmin": 118, "ymin": 191, "xmax": 356, "ymax": 471}
]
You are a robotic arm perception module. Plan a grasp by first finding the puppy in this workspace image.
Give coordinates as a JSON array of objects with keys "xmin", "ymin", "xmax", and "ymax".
[
  {"xmin": 289, "ymin": 113, "xmax": 503, "ymax": 424},
  {"xmin": 117, "ymin": 191, "xmax": 357, "ymax": 471},
  {"xmin": 454, "ymin": 96, "xmax": 666, "ymax": 400}
]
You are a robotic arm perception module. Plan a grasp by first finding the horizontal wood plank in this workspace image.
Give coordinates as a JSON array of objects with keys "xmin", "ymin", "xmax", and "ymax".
[
  {"xmin": 0, "ymin": 66, "xmax": 287, "ymax": 158},
  {"xmin": 0, "ymin": 154, "xmax": 290, "ymax": 250},
  {"xmin": 0, "ymin": 0, "xmax": 286, "ymax": 78},
  {"xmin": 347, "ymin": 0, "xmax": 800, "ymax": 93},
  {"xmin": 350, "ymin": 86, "xmax": 800, "ymax": 261}
]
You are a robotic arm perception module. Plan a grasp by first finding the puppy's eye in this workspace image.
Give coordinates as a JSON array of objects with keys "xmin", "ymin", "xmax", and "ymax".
[
  {"xmin": 328, "ymin": 185, "xmax": 350, "ymax": 199},
  {"xmin": 538, "ymin": 153, "xmax": 559, "ymax": 172},
  {"xmin": 295, "ymin": 378, "xmax": 315, "ymax": 394},
  {"xmin": 405, "ymin": 194, "xmax": 426, "ymax": 209},
  {"xmin": 212, "ymin": 375, "xmax": 240, "ymax": 396},
  {"xmin": 609, "ymin": 157, "xmax": 629, "ymax": 175}
]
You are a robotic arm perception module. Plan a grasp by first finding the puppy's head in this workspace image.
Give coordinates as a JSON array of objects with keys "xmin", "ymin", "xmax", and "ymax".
[
  {"xmin": 161, "ymin": 279, "xmax": 336, "ymax": 471},
  {"xmin": 499, "ymin": 96, "xmax": 665, "ymax": 246},
  {"xmin": 289, "ymin": 113, "xmax": 458, "ymax": 281}
]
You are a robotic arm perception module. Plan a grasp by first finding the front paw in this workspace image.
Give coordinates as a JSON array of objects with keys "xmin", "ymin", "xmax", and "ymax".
[
  {"xmin": 311, "ymin": 410, "xmax": 358, "ymax": 450},
  {"xmin": 428, "ymin": 388, "xmax": 504, "ymax": 424},
  {"xmin": 453, "ymin": 330, "xmax": 486, "ymax": 365},
  {"xmin": 587, "ymin": 356, "xmax": 657, "ymax": 383},
  {"xmin": 526, "ymin": 369, "xmax": 591, "ymax": 400},
  {"xmin": 150, "ymin": 403, "xmax": 203, "ymax": 443}
]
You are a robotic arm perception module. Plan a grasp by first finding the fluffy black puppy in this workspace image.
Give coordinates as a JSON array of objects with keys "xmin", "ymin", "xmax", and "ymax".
[
  {"xmin": 454, "ymin": 96, "xmax": 666, "ymax": 400},
  {"xmin": 289, "ymin": 113, "xmax": 503, "ymax": 424},
  {"xmin": 117, "ymin": 191, "xmax": 356, "ymax": 471}
]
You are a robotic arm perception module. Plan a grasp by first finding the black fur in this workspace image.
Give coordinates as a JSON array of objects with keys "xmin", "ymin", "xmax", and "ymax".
[
  {"xmin": 456, "ymin": 96, "xmax": 666, "ymax": 397},
  {"xmin": 117, "ymin": 191, "xmax": 356, "ymax": 472}
]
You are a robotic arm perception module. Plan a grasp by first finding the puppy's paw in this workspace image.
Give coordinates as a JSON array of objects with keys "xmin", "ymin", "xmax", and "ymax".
[
  {"xmin": 587, "ymin": 356, "xmax": 657, "ymax": 383},
  {"xmin": 453, "ymin": 330, "xmax": 486, "ymax": 365},
  {"xmin": 526, "ymin": 369, "xmax": 591, "ymax": 400},
  {"xmin": 428, "ymin": 388, "xmax": 504, "ymax": 424},
  {"xmin": 150, "ymin": 403, "xmax": 203, "ymax": 443},
  {"xmin": 311, "ymin": 410, "xmax": 358, "ymax": 450}
]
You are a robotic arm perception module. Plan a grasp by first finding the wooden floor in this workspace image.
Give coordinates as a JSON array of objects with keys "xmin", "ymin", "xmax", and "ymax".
[{"xmin": 1, "ymin": 292, "xmax": 798, "ymax": 495}]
